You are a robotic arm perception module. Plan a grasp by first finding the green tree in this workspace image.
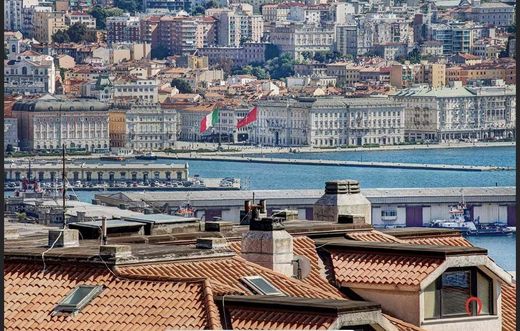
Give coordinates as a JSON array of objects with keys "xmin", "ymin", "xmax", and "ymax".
[
  {"xmin": 204, "ymin": 0, "xmax": 218, "ymax": 9},
  {"xmin": 114, "ymin": 0, "xmax": 141, "ymax": 12},
  {"xmin": 266, "ymin": 54, "xmax": 295, "ymax": 79},
  {"xmin": 313, "ymin": 52, "xmax": 326, "ymax": 62},
  {"xmin": 301, "ymin": 51, "xmax": 312, "ymax": 60},
  {"xmin": 151, "ymin": 45, "xmax": 169, "ymax": 59},
  {"xmin": 171, "ymin": 78, "xmax": 193, "ymax": 93},
  {"xmin": 406, "ymin": 48, "xmax": 421, "ymax": 64},
  {"xmin": 5, "ymin": 144, "xmax": 14, "ymax": 153},
  {"xmin": 52, "ymin": 30, "xmax": 70, "ymax": 43},
  {"xmin": 67, "ymin": 23, "xmax": 88, "ymax": 43},
  {"xmin": 251, "ymin": 66, "xmax": 268, "ymax": 79},
  {"xmin": 89, "ymin": 6, "xmax": 124, "ymax": 29},
  {"xmin": 265, "ymin": 44, "xmax": 281, "ymax": 61},
  {"xmin": 191, "ymin": 4, "xmax": 205, "ymax": 15}
]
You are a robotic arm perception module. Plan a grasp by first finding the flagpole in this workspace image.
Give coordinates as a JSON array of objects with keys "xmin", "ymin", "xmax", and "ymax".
[{"xmin": 218, "ymin": 109, "xmax": 222, "ymax": 151}]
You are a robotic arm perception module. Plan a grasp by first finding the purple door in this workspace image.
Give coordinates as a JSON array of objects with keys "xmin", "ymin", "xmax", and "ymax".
[
  {"xmin": 305, "ymin": 208, "xmax": 314, "ymax": 220},
  {"xmin": 406, "ymin": 206, "xmax": 423, "ymax": 227},
  {"xmin": 507, "ymin": 205, "xmax": 516, "ymax": 226}
]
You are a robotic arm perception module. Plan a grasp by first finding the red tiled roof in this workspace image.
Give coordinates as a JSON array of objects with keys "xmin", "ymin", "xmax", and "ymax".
[
  {"xmin": 329, "ymin": 249, "xmax": 443, "ymax": 288},
  {"xmin": 225, "ymin": 306, "xmax": 336, "ymax": 330},
  {"xmin": 5, "ymin": 261, "xmax": 222, "ymax": 330},
  {"xmin": 401, "ymin": 235, "xmax": 473, "ymax": 248},
  {"xmin": 345, "ymin": 230, "xmax": 404, "ymax": 243},
  {"xmin": 502, "ymin": 282, "xmax": 516, "ymax": 331},
  {"xmin": 228, "ymin": 237, "xmax": 345, "ymax": 298},
  {"xmin": 117, "ymin": 255, "xmax": 343, "ymax": 300},
  {"xmin": 384, "ymin": 314, "xmax": 425, "ymax": 331}
]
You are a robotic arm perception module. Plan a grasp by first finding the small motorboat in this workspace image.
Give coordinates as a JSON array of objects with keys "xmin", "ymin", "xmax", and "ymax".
[{"xmin": 135, "ymin": 152, "xmax": 157, "ymax": 160}]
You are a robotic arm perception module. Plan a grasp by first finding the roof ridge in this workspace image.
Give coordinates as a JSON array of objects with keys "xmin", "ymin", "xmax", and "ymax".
[{"xmin": 202, "ymin": 279, "xmax": 224, "ymax": 330}]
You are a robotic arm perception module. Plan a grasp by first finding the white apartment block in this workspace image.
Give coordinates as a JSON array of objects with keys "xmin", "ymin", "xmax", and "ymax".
[
  {"xmin": 125, "ymin": 104, "xmax": 177, "ymax": 151},
  {"xmin": 4, "ymin": 0, "xmax": 38, "ymax": 32},
  {"xmin": 270, "ymin": 23, "xmax": 334, "ymax": 61},
  {"xmin": 112, "ymin": 78, "xmax": 159, "ymax": 103},
  {"xmin": 4, "ymin": 50, "xmax": 56, "ymax": 95},
  {"xmin": 392, "ymin": 82, "xmax": 516, "ymax": 141},
  {"xmin": 12, "ymin": 99, "xmax": 110, "ymax": 151},
  {"xmin": 65, "ymin": 13, "xmax": 96, "ymax": 29},
  {"xmin": 215, "ymin": 8, "xmax": 264, "ymax": 47}
]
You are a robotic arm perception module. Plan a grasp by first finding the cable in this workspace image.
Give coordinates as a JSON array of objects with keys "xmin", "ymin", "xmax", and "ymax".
[{"xmin": 41, "ymin": 231, "xmax": 62, "ymax": 275}]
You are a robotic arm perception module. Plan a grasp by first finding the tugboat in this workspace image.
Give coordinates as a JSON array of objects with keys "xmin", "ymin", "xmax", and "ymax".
[
  {"xmin": 430, "ymin": 203, "xmax": 477, "ymax": 234},
  {"xmin": 100, "ymin": 153, "xmax": 127, "ymax": 161}
]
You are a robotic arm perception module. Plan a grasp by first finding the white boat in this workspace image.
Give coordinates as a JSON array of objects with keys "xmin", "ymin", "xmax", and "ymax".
[{"xmin": 430, "ymin": 204, "xmax": 477, "ymax": 233}]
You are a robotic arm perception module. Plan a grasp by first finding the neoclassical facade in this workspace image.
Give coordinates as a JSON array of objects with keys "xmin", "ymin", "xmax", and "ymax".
[
  {"xmin": 12, "ymin": 98, "xmax": 110, "ymax": 151},
  {"xmin": 125, "ymin": 104, "xmax": 177, "ymax": 151}
]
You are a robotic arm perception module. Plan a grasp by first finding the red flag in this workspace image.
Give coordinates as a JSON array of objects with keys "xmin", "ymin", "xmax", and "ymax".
[{"xmin": 237, "ymin": 106, "xmax": 258, "ymax": 129}]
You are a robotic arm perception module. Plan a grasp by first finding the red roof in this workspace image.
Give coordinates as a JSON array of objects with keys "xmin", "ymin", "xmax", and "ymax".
[
  {"xmin": 384, "ymin": 314, "xmax": 426, "ymax": 331},
  {"xmin": 5, "ymin": 261, "xmax": 222, "ymax": 330},
  {"xmin": 328, "ymin": 249, "xmax": 443, "ymax": 288},
  {"xmin": 226, "ymin": 306, "xmax": 336, "ymax": 330},
  {"xmin": 345, "ymin": 230, "xmax": 404, "ymax": 243},
  {"xmin": 502, "ymin": 282, "xmax": 517, "ymax": 331},
  {"xmin": 117, "ymin": 255, "xmax": 343, "ymax": 299},
  {"xmin": 401, "ymin": 235, "xmax": 473, "ymax": 248}
]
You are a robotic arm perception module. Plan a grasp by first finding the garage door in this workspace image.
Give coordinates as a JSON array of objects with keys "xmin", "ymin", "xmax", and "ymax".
[
  {"xmin": 507, "ymin": 205, "xmax": 516, "ymax": 226},
  {"xmin": 406, "ymin": 206, "xmax": 423, "ymax": 227}
]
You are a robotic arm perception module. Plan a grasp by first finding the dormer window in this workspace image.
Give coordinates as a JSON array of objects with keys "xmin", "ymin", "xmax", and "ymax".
[{"xmin": 424, "ymin": 267, "xmax": 493, "ymax": 320}]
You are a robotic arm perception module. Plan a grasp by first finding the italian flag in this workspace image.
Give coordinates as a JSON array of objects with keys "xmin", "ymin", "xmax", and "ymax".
[{"xmin": 200, "ymin": 109, "xmax": 220, "ymax": 133}]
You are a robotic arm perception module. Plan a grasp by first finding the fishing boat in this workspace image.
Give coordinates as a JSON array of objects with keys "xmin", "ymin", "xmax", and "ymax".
[
  {"xmin": 173, "ymin": 203, "xmax": 196, "ymax": 217},
  {"xmin": 135, "ymin": 152, "xmax": 157, "ymax": 160}
]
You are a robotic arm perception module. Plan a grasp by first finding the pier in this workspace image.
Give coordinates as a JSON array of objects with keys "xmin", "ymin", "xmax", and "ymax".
[{"xmin": 158, "ymin": 154, "xmax": 512, "ymax": 172}]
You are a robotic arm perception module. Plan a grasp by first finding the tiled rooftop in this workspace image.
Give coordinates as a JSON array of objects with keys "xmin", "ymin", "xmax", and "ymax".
[
  {"xmin": 345, "ymin": 230, "xmax": 404, "ymax": 243},
  {"xmin": 5, "ymin": 261, "xmax": 222, "ymax": 330},
  {"xmin": 116, "ymin": 255, "xmax": 343, "ymax": 299},
  {"xmin": 327, "ymin": 248, "xmax": 443, "ymax": 288},
  {"xmin": 384, "ymin": 314, "xmax": 425, "ymax": 331},
  {"xmin": 502, "ymin": 282, "xmax": 517, "ymax": 331}
]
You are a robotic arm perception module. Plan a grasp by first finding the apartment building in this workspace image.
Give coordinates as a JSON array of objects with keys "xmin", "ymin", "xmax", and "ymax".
[
  {"xmin": 467, "ymin": 2, "xmax": 515, "ymax": 27},
  {"xmin": 213, "ymin": 6, "xmax": 264, "ymax": 47},
  {"xmin": 65, "ymin": 12, "xmax": 96, "ymax": 29},
  {"xmin": 32, "ymin": 11, "xmax": 67, "ymax": 44},
  {"xmin": 389, "ymin": 63, "xmax": 446, "ymax": 89},
  {"xmin": 106, "ymin": 14, "xmax": 142, "ymax": 44},
  {"xmin": 430, "ymin": 23, "xmax": 473, "ymax": 55},
  {"xmin": 159, "ymin": 15, "xmax": 197, "ymax": 56},
  {"xmin": 4, "ymin": 0, "xmax": 38, "ymax": 32},
  {"xmin": 143, "ymin": 0, "xmax": 191, "ymax": 13},
  {"xmin": 194, "ymin": 16, "xmax": 216, "ymax": 48}
]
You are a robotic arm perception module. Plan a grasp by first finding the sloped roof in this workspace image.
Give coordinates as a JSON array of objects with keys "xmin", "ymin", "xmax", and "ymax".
[
  {"xmin": 502, "ymin": 282, "xmax": 516, "ymax": 331},
  {"xmin": 224, "ymin": 306, "xmax": 336, "ymax": 330},
  {"xmin": 228, "ymin": 236, "xmax": 345, "ymax": 298},
  {"xmin": 328, "ymin": 248, "xmax": 443, "ymax": 288},
  {"xmin": 345, "ymin": 230, "xmax": 404, "ymax": 243},
  {"xmin": 117, "ymin": 255, "xmax": 343, "ymax": 300},
  {"xmin": 400, "ymin": 235, "xmax": 473, "ymax": 247},
  {"xmin": 5, "ymin": 261, "xmax": 222, "ymax": 330},
  {"xmin": 383, "ymin": 314, "xmax": 426, "ymax": 331}
]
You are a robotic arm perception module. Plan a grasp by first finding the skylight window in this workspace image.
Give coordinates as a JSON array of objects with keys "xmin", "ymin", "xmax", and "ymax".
[
  {"xmin": 241, "ymin": 276, "xmax": 285, "ymax": 296},
  {"xmin": 53, "ymin": 285, "xmax": 104, "ymax": 315}
]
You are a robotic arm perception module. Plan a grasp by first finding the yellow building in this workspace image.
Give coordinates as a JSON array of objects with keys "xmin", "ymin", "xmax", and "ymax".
[
  {"xmin": 108, "ymin": 110, "xmax": 127, "ymax": 149},
  {"xmin": 33, "ymin": 11, "xmax": 66, "ymax": 44}
]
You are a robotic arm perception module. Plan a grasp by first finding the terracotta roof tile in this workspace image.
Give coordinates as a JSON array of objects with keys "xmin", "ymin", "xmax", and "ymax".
[
  {"xmin": 401, "ymin": 235, "xmax": 473, "ymax": 248},
  {"xmin": 383, "ymin": 314, "xmax": 425, "ymax": 331},
  {"xmin": 117, "ymin": 255, "xmax": 343, "ymax": 300},
  {"xmin": 227, "ymin": 237, "xmax": 345, "ymax": 298},
  {"xmin": 328, "ymin": 249, "xmax": 443, "ymax": 288},
  {"xmin": 345, "ymin": 230, "xmax": 405, "ymax": 243},
  {"xmin": 5, "ymin": 261, "xmax": 221, "ymax": 330},
  {"xmin": 502, "ymin": 282, "xmax": 516, "ymax": 331},
  {"xmin": 224, "ymin": 306, "xmax": 336, "ymax": 330}
]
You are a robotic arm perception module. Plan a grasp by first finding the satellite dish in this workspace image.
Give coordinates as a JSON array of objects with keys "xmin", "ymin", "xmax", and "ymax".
[{"xmin": 293, "ymin": 255, "xmax": 312, "ymax": 280}]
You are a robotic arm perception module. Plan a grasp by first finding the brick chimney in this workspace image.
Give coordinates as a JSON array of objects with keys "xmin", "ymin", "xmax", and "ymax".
[
  {"xmin": 313, "ymin": 180, "xmax": 371, "ymax": 224},
  {"xmin": 241, "ymin": 218, "xmax": 294, "ymax": 277}
]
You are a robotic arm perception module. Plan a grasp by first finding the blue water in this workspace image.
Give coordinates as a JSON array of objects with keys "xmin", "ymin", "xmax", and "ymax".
[{"xmin": 467, "ymin": 235, "xmax": 516, "ymax": 272}]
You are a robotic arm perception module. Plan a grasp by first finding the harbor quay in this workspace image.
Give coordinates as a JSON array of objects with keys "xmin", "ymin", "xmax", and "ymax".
[
  {"xmin": 4, "ymin": 162, "xmax": 189, "ymax": 183},
  {"xmin": 95, "ymin": 185, "xmax": 516, "ymax": 228}
]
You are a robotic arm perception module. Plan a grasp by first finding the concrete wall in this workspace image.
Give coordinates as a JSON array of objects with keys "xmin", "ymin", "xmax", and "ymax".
[{"xmin": 353, "ymin": 288, "xmax": 421, "ymax": 326}]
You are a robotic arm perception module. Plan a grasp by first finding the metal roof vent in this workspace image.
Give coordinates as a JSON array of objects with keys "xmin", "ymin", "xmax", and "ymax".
[{"xmin": 325, "ymin": 180, "xmax": 360, "ymax": 194}]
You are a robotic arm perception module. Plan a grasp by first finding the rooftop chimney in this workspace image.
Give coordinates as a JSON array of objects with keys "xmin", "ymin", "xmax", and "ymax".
[
  {"xmin": 48, "ymin": 228, "xmax": 80, "ymax": 248},
  {"xmin": 241, "ymin": 218, "xmax": 294, "ymax": 277},
  {"xmin": 313, "ymin": 180, "xmax": 371, "ymax": 224}
]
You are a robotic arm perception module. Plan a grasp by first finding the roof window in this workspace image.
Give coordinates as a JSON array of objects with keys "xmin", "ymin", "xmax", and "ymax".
[
  {"xmin": 53, "ymin": 285, "xmax": 104, "ymax": 315},
  {"xmin": 241, "ymin": 276, "xmax": 285, "ymax": 296}
]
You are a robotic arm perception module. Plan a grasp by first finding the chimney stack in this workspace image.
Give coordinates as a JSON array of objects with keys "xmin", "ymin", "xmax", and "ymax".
[
  {"xmin": 241, "ymin": 218, "xmax": 294, "ymax": 277},
  {"xmin": 313, "ymin": 180, "xmax": 371, "ymax": 224}
]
